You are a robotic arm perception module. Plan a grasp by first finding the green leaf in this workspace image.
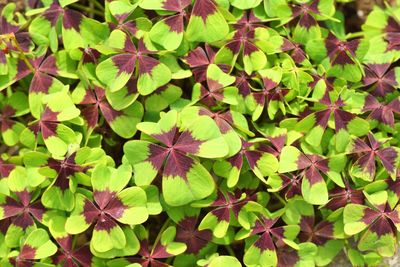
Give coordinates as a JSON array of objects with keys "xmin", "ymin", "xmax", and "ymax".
[{"xmin": 186, "ymin": 1, "xmax": 229, "ymax": 43}]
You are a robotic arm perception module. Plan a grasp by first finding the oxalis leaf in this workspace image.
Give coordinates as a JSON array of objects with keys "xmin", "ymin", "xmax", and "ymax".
[{"xmin": 0, "ymin": 0, "xmax": 400, "ymax": 266}]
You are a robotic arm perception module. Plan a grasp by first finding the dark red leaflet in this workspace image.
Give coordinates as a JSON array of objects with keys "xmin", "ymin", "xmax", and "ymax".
[
  {"xmin": 1, "ymin": 106, "xmax": 17, "ymax": 131},
  {"xmin": 352, "ymin": 137, "xmax": 373, "ymax": 154},
  {"xmin": 26, "ymin": 201, "xmax": 45, "ymax": 222},
  {"xmin": 243, "ymin": 41, "xmax": 259, "ymax": 56},
  {"xmin": 53, "ymin": 251, "xmax": 75, "ymax": 267},
  {"xmin": 387, "ymin": 175, "xmax": 400, "ymax": 198},
  {"xmin": 298, "ymin": 12, "xmax": 317, "ymax": 27},
  {"xmin": 184, "ymin": 45, "xmax": 226, "ymax": 82},
  {"xmin": 173, "ymin": 130, "xmax": 202, "ymax": 154},
  {"xmin": 184, "ymin": 46, "xmax": 210, "ymax": 68},
  {"xmin": 176, "ymin": 216, "xmax": 212, "ymax": 254},
  {"xmin": 0, "ymin": 15, "xmax": 20, "ymax": 34},
  {"xmin": 80, "ymin": 88, "xmax": 98, "ymax": 105},
  {"xmin": 252, "ymin": 217, "xmax": 279, "ymax": 235},
  {"xmin": 326, "ymin": 186, "xmax": 364, "ymax": 210},
  {"xmin": 334, "ymin": 109, "xmax": 355, "ymax": 130},
  {"xmin": 15, "ymin": 59, "xmax": 33, "ymax": 81},
  {"xmin": 387, "ymin": 208, "xmax": 400, "ymax": 225},
  {"xmin": 83, "ymin": 191, "xmax": 127, "ymax": 232},
  {"xmin": 267, "ymin": 135, "xmax": 286, "ymax": 156},
  {"xmin": 104, "ymin": 196, "xmax": 128, "ymax": 220},
  {"xmin": 12, "ymin": 212, "xmax": 35, "ymax": 229},
  {"xmin": 152, "ymin": 127, "xmax": 177, "ymax": 148},
  {"xmin": 312, "ymin": 109, "xmax": 330, "ymax": 129},
  {"xmin": 3, "ymin": 196, "xmax": 24, "ymax": 218},
  {"xmin": 228, "ymin": 153, "xmax": 243, "ymax": 169},
  {"xmin": 113, "ymin": 53, "xmax": 136, "ymax": 75},
  {"xmin": 81, "ymin": 47, "xmax": 101, "ymax": 65},
  {"xmin": 235, "ymin": 72, "xmax": 252, "ymax": 97},
  {"xmin": 42, "ymin": 2, "xmax": 63, "ymax": 26},
  {"xmin": 207, "ymin": 78, "xmax": 224, "ymax": 92},
  {"xmin": 135, "ymin": 240, "xmax": 173, "ymax": 265},
  {"xmin": 277, "ymin": 248, "xmax": 300, "ymax": 267},
  {"xmin": 82, "ymin": 198, "xmax": 100, "ymax": 224},
  {"xmin": 71, "ymin": 245, "xmax": 92, "ymax": 267},
  {"xmin": 352, "ymin": 134, "xmax": 398, "ymax": 177},
  {"xmin": 325, "ymin": 33, "xmax": 359, "ymax": 65},
  {"xmin": 361, "ymin": 207, "xmax": 380, "ymax": 225},
  {"xmin": 233, "ymin": 11, "xmax": 264, "ymax": 32},
  {"xmin": 254, "ymin": 232, "xmax": 275, "ymax": 250},
  {"xmin": 214, "ymin": 115, "xmax": 232, "ymax": 134},
  {"xmin": 11, "ymin": 258, "xmax": 35, "ymax": 267},
  {"xmin": 163, "ymin": 150, "xmax": 193, "ymax": 179},
  {"xmin": 138, "ymin": 56, "xmax": 160, "ymax": 75},
  {"xmin": 304, "ymin": 166, "xmax": 324, "ymax": 185},
  {"xmin": 369, "ymin": 216, "xmax": 396, "ymax": 236},
  {"xmin": 38, "ymin": 55, "xmax": 59, "ymax": 76},
  {"xmin": 19, "ymin": 244, "xmax": 36, "ymax": 260},
  {"xmin": 15, "ymin": 190, "xmax": 31, "ymax": 207},
  {"xmin": 299, "ymin": 216, "xmax": 334, "ymax": 245},
  {"xmin": 295, "ymin": 152, "xmax": 313, "ymax": 170},
  {"xmin": 385, "ymin": 18, "xmax": 400, "ymax": 50},
  {"xmin": 332, "ymin": 51, "xmax": 354, "ymax": 65},
  {"xmin": 63, "ymin": 9, "xmax": 83, "ymax": 31},
  {"xmin": 191, "ymin": 0, "xmax": 218, "ymax": 23},
  {"xmin": 376, "ymin": 147, "xmax": 397, "ymax": 174},
  {"xmin": 285, "ymin": 177, "xmax": 302, "ymax": 199},
  {"xmin": 56, "ymin": 236, "xmax": 72, "ymax": 252},
  {"xmin": 0, "ymin": 51, "xmax": 6, "ymax": 64},
  {"xmin": 244, "ymin": 150, "xmax": 263, "ymax": 170},
  {"xmin": 162, "ymin": 0, "xmax": 191, "ymax": 12},
  {"xmin": 99, "ymin": 101, "xmax": 123, "ymax": 124},
  {"xmin": 272, "ymin": 173, "xmax": 301, "ymax": 199},
  {"xmin": 94, "ymin": 190, "xmax": 117, "ymax": 210},
  {"xmin": 94, "ymin": 214, "xmax": 118, "ymax": 232},
  {"xmin": 313, "ymin": 221, "xmax": 335, "ymax": 241},
  {"xmin": 385, "ymin": 17, "xmax": 400, "ymax": 33},
  {"xmin": 40, "ymin": 121, "xmax": 59, "ymax": 139},
  {"xmin": 211, "ymin": 207, "xmax": 230, "ymax": 222},
  {"xmin": 164, "ymin": 14, "xmax": 184, "ymax": 33},
  {"xmin": 147, "ymin": 144, "xmax": 169, "ymax": 171},
  {"xmin": 29, "ymin": 72, "xmax": 54, "ymax": 93},
  {"xmin": 0, "ymin": 159, "xmax": 14, "ymax": 177},
  {"xmin": 355, "ymin": 153, "xmax": 376, "ymax": 176},
  {"xmin": 363, "ymin": 95, "xmax": 400, "ymax": 126},
  {"xmin": 81, "ymin": 105, "xmax": 99, "ymax": 129}
]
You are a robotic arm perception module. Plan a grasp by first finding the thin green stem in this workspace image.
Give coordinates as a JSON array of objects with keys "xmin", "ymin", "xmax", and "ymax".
[
  {"xmin": 88, "ymin": 0, "xmax": 105, "ymax": 11},
  {"xmin": 151, "ymin": 218, "xmax": 171, "ymax": 255},
  {"xmin": 225, "ymin": 245, "xmax": 236, "ymax": 257},
  {"xmin": 71, "ymin": 3, "xmax": 104, "ymax": 17},
  {"xmin": 72, "ymin": 235, "xmax": 78, "ymax": 250},
  {"xmin": 273, "ymin": 192, "xmax": 286, "ymax": 205},
  {"xmin": 345, "ymin": 32, "xmax": 365, "ymax": 39}
]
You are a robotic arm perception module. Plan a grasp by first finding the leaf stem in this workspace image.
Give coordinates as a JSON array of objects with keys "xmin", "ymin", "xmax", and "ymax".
[
  {"xmin": 273, "ymin": 192, "xmax": 286, "ymax": 205},
  {"xmin": 151, "ymin": 218, "xmax": 171, "ymax": 255},
  {"xmin": 224, "ymin": 245, "xmax": 236, "ymax": 257},
  {"xmin": 345, "ymin": 32, "xmax": 364, "ymax": 39},
  {"xmin": 88, "ymin": 0, "xmax": 105, "ymax": 11},
  {"xmin": 71, "ymin": 3, "xmax": 104, "ymax": 17}
]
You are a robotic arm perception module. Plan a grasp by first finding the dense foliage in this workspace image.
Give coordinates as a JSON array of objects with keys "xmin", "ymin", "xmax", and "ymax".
[{"xmin": 1, "ymin": 0, "xmax": 400, "ymax": 266}]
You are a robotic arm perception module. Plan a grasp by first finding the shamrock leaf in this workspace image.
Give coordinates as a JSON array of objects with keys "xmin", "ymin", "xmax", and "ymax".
[{"xmin": 124, "ymin": 110, "xmax": 229, "ymax": 206}]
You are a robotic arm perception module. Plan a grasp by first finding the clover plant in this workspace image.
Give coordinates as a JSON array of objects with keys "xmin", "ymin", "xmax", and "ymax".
[{"xmin": 1, "ymin": 0, "xmax": 400, "ymax": 266}]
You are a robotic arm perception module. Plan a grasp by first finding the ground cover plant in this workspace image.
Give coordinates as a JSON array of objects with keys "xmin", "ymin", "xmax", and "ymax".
[{"xmin": 1, "ymin": 0, "xmax": 400, "ymax": 266}]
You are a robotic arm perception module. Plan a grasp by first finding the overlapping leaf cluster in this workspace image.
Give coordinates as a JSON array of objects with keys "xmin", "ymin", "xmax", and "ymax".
[{"xmin": 1, "ymin": 0, "xmax": 400, "ymax": 266}]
